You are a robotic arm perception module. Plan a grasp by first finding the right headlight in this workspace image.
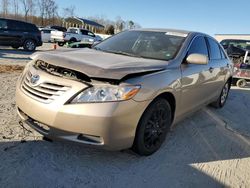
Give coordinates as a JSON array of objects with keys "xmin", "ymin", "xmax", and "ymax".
[{"xmin": 70, "ymin": 85, "xmax": 141, "ymax": 103}]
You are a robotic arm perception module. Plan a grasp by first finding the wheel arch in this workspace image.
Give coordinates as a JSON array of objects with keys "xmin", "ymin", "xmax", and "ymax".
[
  {"xmin": 69, "ymin": 37, "xmax": 77, "ymax": 42},
  {"xmin": 154, "ymin": 92, "xmax": 176, "ymax": 123},
  {"xmin": 22, "ymin": 38, "xmax": 37, "ymax": 45}
]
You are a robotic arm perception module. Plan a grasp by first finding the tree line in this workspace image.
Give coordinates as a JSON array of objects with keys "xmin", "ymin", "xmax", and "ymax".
[{"xmin": 0, "ymin": 0, "xmax": 140, "ymax": 34}]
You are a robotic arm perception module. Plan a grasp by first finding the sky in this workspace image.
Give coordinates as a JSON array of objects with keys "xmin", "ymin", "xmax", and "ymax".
[{"xmin": 55, "ymin": 0, "xmax": 249, "ymax": 35}]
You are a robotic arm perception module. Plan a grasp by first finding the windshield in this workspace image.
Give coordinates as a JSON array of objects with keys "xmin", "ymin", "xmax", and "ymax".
[
  {"xmin": 221, "ymin": 40, "xmax": 250, "ymax": 50},
  {"xmin": 94, "ymin": 30, "xmax": 186, "ymax": 61}
]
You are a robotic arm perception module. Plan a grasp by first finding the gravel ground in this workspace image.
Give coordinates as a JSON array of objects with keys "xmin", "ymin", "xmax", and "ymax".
[{"xmin": 0, "ymin": 44, "xmax": 250, "ymax": 188}]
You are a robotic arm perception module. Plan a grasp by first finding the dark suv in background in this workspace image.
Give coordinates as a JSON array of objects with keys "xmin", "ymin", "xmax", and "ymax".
[{"xmin": 0, "ymin": 18, "xmax": 42, "ymax": 51}]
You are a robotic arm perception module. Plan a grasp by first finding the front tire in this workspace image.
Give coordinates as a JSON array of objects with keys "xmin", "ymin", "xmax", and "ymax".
[
  {"xmin": 11, "ymin": 45, "xmax": 20, "ymax": 49},
  {"xmin": 23, "ymin": 39, "xmax": 36, "ymax": 51},
  {"xmin": 69, "ymin": 38, "xmax": 77, "ymax": 44},
  {"xmin": 132, "ymin": 98, "xmax": 172, "ymax": 156},
  {"xmin": 211, "ymin": 81, "xmax": 230, "ymax": 108},
  {"xmin": 58, "ymin": 42, "xmax": 65, "ymax": 46}
]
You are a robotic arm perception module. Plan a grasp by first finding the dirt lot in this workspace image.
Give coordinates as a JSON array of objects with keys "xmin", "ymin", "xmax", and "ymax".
[{"xmin": 0, "ymin": 45, "xmax": 250, "ymax": 188}]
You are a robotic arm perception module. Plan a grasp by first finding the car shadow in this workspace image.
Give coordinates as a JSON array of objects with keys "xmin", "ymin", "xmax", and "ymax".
[
  {"xmin": 0, "ymin": 48, "xmax": 32, "ymax": 61},
  {"xmin": 0, "ymin": 105, "xmax": 249, "ymax": 187}
]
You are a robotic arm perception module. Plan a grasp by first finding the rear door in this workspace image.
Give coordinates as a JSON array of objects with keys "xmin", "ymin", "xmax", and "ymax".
[
  {"xmin": 206, "ymin": 37, "xmax": 229, "ymax": 98},
  {"xmin": 179, "ymin": 36, "xmax": 213, "ymax": 116},
  {"xmin": 0, "ymin": 19, "xmax": 9, "ymax": 45}
]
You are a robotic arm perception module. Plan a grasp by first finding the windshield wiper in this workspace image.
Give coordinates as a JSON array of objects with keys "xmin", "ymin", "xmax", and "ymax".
[
  {"xmin": 106, "ymin": 50, "xmax": 142, "ymax": 58},
  {"xmin": 93, "ymin": 47, "xmax": 142, "ymax": 58}
]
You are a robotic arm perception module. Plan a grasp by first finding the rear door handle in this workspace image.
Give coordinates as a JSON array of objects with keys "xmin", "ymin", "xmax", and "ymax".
[{"xmin": 209, "ymin": 67, "xmax": 214, "ymax": 73}]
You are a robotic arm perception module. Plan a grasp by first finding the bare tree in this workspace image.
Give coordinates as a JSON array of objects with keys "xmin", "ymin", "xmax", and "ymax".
[
  {"xmin": 63, "ymin": 5, "xmax": 75, "ymax": 18},
  {"xmin": 115, "ymin": 16, "xmax": 125, "ymax": 33},
  {"xmin": 38, "ymin": 0, "xmax": 46, "ymax": 25},
  {"xmin": 13, "ymin": 0, "xmax": 19, "ymax": 17},
  {"xmin": 45, "ymin": 0, "xmax": 58, "ymax": 25},
  {"xmin": 38, "ymin": 0, "xmax": 58, "ymax": 26},
  {"xmin": 1, "ymin": 0, "xmax": 9, "ymax": 16},
  {"xmin": 21, "ymin": 0, "xmax": 35, "ymax": 21}
]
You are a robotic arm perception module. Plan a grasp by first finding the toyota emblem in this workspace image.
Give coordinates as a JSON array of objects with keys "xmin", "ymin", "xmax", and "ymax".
[{"xmin": 30, "ymin": 74, "xmax": 40, "ymax": 85}]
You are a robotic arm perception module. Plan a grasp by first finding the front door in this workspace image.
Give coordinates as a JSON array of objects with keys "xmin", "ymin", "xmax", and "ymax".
[{"xmin": 178, "ymin": 36, "xmax": 213, "ymax": 117}]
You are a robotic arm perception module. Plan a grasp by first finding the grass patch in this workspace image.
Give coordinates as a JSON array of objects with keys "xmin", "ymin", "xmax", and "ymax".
[{"xmin": 0, "ymin": 65, "xmax": 24, "ymax": 73}]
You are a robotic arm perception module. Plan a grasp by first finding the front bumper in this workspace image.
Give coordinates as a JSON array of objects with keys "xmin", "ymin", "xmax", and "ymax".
[{"xmin": 15, "ymin": 68, "xmax": 149, "ymax": 150}]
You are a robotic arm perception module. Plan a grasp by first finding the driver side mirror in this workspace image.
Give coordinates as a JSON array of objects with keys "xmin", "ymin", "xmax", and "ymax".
[{"xmin": 186, "ymin": 53, "xmax": 208, "ymax": 65}]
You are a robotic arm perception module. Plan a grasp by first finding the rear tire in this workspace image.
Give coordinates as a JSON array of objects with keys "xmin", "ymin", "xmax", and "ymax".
[
  {"xmin": 211, "ymin": 81, "xmax": 230, "ymax": 108},
  {"xmin": 23, "ymin": 39, "xmax": 36, "ymax": 51},
  {"xmin": 236, "ymin": 79, "xmax": 246, "ymax": 88},
  {"xmin": 132, "ymin": 98, "xmax": 172, "ymax": 156},
  {"xmin": 69, "ymin": 38, "xmax": 77, "ymax": 44},
  {"xmin": 58, "ymin": 42, "xmax": 65, "ymax": 47}
]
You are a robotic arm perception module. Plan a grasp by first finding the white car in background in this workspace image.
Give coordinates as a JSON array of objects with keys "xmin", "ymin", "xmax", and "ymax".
[
  {"xmin": 51, "ymin": 27, "xmax": 103, "ymax": 46},
  {"xmin": 39, "ymin": 28, "xmax": 56, "ymax": 43}
]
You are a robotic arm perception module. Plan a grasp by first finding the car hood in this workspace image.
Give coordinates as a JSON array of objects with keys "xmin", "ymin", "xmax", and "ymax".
[{"xmin": 31, "ymin": 48, "xmax": 169, "ymax": 80}]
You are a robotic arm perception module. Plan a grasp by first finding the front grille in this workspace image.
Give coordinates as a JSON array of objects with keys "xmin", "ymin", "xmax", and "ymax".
[
  {"xmin": 21, "ymin": 71, "xmax": 70, "ymax": 103},
  {"xmin": 34, "ymin": 60, "xmax": 91, "ymax": 82}
]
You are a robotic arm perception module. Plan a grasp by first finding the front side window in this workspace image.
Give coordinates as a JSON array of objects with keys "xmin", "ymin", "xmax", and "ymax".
[
  {"xmin": 95, "ymin": 30, "xmax": 186, "ymax": 61},
  {"xmin": 207, "ymin": 38, "xmax": 222, "ymax": 60},
  {"xmin": 81, "ymin": 30, "xmax": 88, "ymax": 35},
  {"xmin": 68, "ymin": 29, "xmax": 78, "ymax": 34},
  {"xmin": 188, "ymin": 36, "xmax": 208, "ymax": 56},
  {"xmin": 0, "ymin": 20, "xmax": 7, "ymax": 30}
]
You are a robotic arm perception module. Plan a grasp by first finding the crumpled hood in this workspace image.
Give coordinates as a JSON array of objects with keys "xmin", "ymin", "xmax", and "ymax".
[{"xmin": 31, "ymin": 48, "xmax": 169, "ymax": 80}]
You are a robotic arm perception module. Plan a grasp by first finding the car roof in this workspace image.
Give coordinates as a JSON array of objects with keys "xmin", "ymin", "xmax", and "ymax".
[
  {"xmin": 0, "ymin": 18, "xmax": 34, "ymax": 25},
  {"xmin": 131, "ymin": 28, "xmax": 213, "ymax": 38}
]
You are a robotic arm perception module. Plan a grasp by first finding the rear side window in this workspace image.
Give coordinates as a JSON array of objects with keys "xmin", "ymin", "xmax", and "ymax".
[
  {"xmin": 188, "ymin": 36, "xmax": 208, "ymax": 56},
  {"xmin": 207, "ymin": 38, "xmax": 222, "ymax": 60},
  {"xmin": 81, "ymin": 30, "xmax": 88, "ymax": 35},
  {"xmin": 9, "ymin": 21, "xmax": 26, "ymax": 31},
  {"xmin": 0, "ymin": 20, "xmax": 7, "ymax": 29},
  {"xmin": 26, "ymin": 24, "xmax": 38, "ymax": 31},
  {"xmin": 7, "ymin": 21, "xmax": 37, "ymax": 32}
]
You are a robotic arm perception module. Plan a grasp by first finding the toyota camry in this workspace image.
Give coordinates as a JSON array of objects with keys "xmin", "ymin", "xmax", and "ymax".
[{"xmin": 16, "ymin": 29, "xmax": 233, "ymax": 156}]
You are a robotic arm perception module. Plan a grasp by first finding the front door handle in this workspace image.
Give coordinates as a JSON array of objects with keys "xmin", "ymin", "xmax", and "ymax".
[{"xmin": 209, "ymin": 67, "xmax": 214, "ymax": 73}]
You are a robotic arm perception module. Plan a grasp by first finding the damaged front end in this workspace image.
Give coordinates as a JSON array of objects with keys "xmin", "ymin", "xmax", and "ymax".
[
  {"xmin": 32, "ymin": 59, "xmax": 165, "ymax": 85},
  {"xmin": 24, "ymin": 59, "xmax": 165, "ymax": 104}
]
